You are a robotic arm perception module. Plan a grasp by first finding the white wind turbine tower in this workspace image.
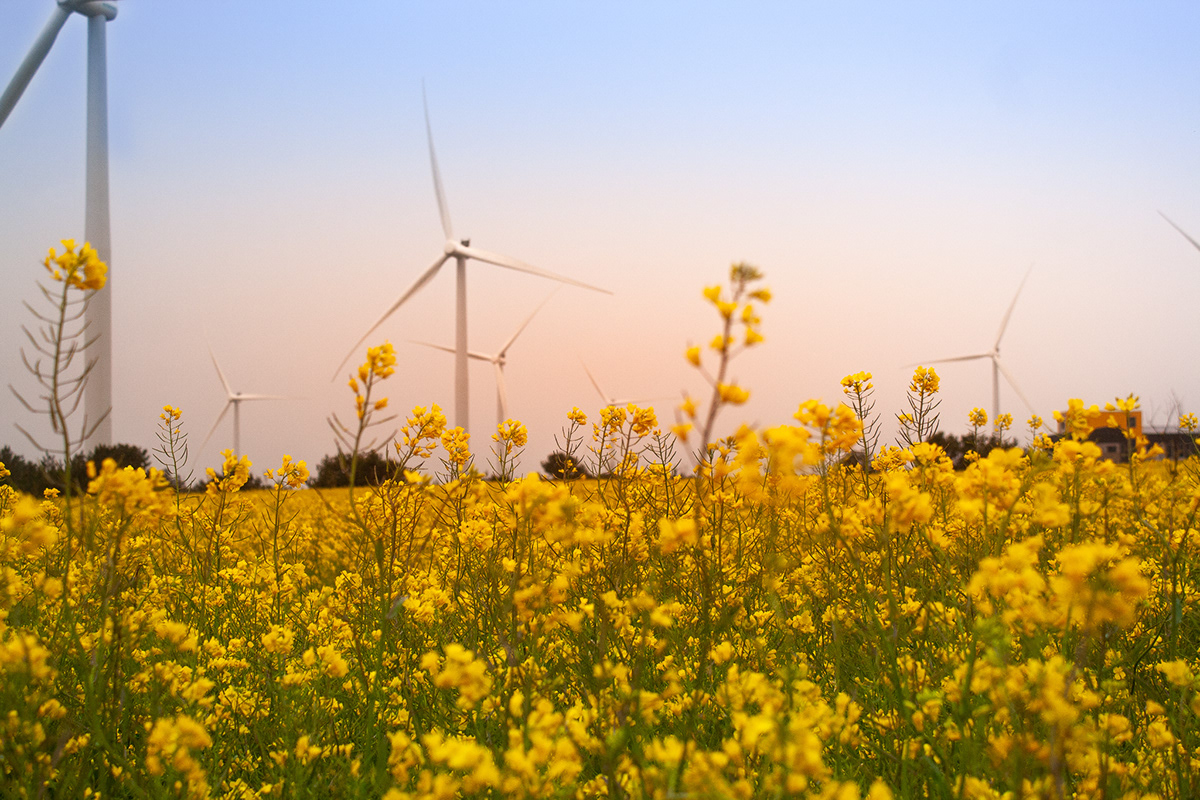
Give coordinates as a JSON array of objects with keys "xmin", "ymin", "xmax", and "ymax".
[
  {"xmin": 916, "ymin": 268, "xmax": 1036, "ymax": 422},
  {"xmin": 335, "ymin": 91, "xmax": 611, "ymax": 435},
  {"xmin": 412, "ymin": 291, "xmax": 557, "ymax": 432},
  {"xmin": 581, "ymin": 362, "xmax": 671, "ymax": 409},
  {"xmin": 200, "ymin": 348, "xmax": 285, "ymax": 458},
  {"xmin": 1, "ymin": 1, "xmax": 119, "ymax": 445}
]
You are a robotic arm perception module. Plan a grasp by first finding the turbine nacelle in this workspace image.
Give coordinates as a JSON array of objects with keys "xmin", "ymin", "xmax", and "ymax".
[
  {"xmin": 68, "ymin": 1, "xmax": 118, "ymax": 20},
  {"xmin": 443, "ymin": 239, "xmax": 472, "ymax": 256}
]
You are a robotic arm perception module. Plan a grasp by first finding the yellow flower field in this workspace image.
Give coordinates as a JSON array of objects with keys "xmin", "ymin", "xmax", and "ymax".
[{"xmin": 2, "ymin": 256, "xmax": 1199, "ymax": 799}]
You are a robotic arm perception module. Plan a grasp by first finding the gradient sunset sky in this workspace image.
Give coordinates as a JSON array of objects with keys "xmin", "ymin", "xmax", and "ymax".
[{"xmin": 3, "ymin": 1, "xmax": 1200, "ymax": 473}]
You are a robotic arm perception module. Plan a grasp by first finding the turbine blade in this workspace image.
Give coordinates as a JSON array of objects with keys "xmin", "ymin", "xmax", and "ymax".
[
  {"xmin": 410, "ymin": 339, "xmax": 457, "ymax": 356},
  {"xmin": 200, "ymin": 401, "xmax": 233, "ymax": 451},
  {"xmin": 237, "ymin": 394, "xmax": 287, "ymax": 401},
  {"xmin": 995, "ymin": 359, "xmax": 1037, "ymax": 419},
  {"xmin": 457, "ymin": 244, "xmax": 612, "ymax": 295},
  {"xmin": 1159, "ymin": 211, "xmax": 1200, "ymax": 255},
  {"xmin": 208, "ymin": 345, "xmax": 233, "ymax": 397},
  {"xmin": 332, "ymin": 253, "xmax": 449, "ymax": 379},
  {"xmin": 581, "ymin": 362, "xmax": 608, "ymax": 403},
  {"xmin": 0, "ymin": 5, "xmax": 73, "ymax": 129},
  {"xmin": 495, "ymin": 362, "xmax": 509, "ymax": 421},
  {"xmin": 411, "ymin": 339, "xmax": 492, "ymax": 361},
  {"xmin": 423, "ymin": 85, "xmax": 454, "ymax": 241},
  {"xmin": 499, "ymin": 289, "xmax": 559, "ymax": 356},
  {"xmin": 616, "ymin": 396, "xmax": 674, "ymax": 406},
  {"xmin": 908, "ymin": 354, "xmax": 991, "ymax": 367},
  {"xmin": 994, "ymin": 266, "xmax": 1033, "ymax": 350}
]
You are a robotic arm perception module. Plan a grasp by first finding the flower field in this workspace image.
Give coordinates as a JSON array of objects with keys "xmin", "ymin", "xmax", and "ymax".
[{"xmin": 2, "ymin": 258, "xmax": 1200, "ymax": 799}]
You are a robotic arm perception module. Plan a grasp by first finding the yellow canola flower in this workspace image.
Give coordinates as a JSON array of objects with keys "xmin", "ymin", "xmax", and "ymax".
[
  {"xmin": 909, "ymin": 366, "xmax": 940, "ymax": 395},
  {"xmin": 1156, "ymin": 659, "xmax": 1195, "ymax": 688},
  {"xmin": 841, "ymin": 371, "xmax": 873, "ymax": 395},
  {"xmin": 88, "ymin": 458, "xmax": 174, "ymax": 520},
  {"xmin": 398, "ymin": 404, "xmax": 448, "ymax": 459},
  {"xmin": 685, "ymin": 345, "xmax": 701, "ymax": 367},
  {"xmin": 264, "ymin": 454, "xmax": 309, "ymax": 488},
  {"xmin": 365, "ymin": 342, "xmax": 397, "ymax": 379},
  {"xmin": 441, "ymin": 427, "xmax": 472, "ymax": 468},
  {"xmin": 43, "ymin": 238, "xmax": 107, "ymax": 291},
  {"xmin": 657, "ymin": 517, "xmax": 698, "ymax": 554},
  {"xmin": 421, "ymin": 643, "xmax": 494, "ymax": 710},
  {"xmin": 968, "ymin": 407, "xmax": 988, "ymax": 428},
  {"xmin": 718, "ymin": 383, "xmax": 750, "ymax": 405},
  {"xmin": 1, "ymin": 495, "xmax": 59, "ymax": 555},
  {"xmin": 145, "ymin": 714, "xmax": 212, "ymax": 796},
  {"xmin": 295, "ymin": 735, "xmax": 323, "ymax": 765},
  {"xmin": 493, "ymin": 419, "xmax": 528, "ymax": 449},
  {"xmin": 679, "ymin": 395, "xmax": 698, "ymax": 419},
  {"xmin": 205, "ymin": 450, "xmax": 252, "ymax": 495},
  {"xmin": 1054, "ymin": 398, "xmax": 1098, "ymax": 440},
  {"xmin": 1107, "ymin": 393, "xmax": 1140, "ymax": 414}
]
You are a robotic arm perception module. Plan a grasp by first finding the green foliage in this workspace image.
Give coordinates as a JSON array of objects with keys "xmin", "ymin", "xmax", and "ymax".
[
  {"xmin": 309, "ymin": 450, "xmax": 393, "ymax": 487},
  {"xmin": 541, "ymin": 450, "xmax": 590, "ymax": 479}
]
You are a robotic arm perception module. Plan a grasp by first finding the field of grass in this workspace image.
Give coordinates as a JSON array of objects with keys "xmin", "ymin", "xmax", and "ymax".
[{"xmin": 2, "ymin": 254, "xmax": 1199, "ymax": 799}]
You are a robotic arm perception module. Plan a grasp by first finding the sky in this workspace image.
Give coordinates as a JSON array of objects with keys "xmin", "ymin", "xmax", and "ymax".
[{"xmin": 3, "ymin": 1, "xmax": 1200, "ymax": 478}]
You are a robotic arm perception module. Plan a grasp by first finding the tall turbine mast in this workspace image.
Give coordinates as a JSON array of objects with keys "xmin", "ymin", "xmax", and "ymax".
[{"xmin": 1, "ymin": 1, "xmax": 119, "ymax": 445}]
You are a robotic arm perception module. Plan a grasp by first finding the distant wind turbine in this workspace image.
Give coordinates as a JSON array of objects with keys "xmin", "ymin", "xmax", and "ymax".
[
  {"xmin": 200, "ymin": 348, "xmax": 285, "ymax": 457},
  {"xmin": 412, "ymin": 291, "xmax": 558, "ymax": 432},
  {"xmin": 913, "ymin": 268, "xmax": 1036, "ymax": 422},
  {"xmin": 1, "ymin": 0, "xmax": 119, "ymax": 445},
  {"xmin": 582, "ymin": 362, "xmax": 671, "ymax": 408},
  {"xmin": 1160, "ymin": 211, "xmax": 1200, "ymax": 254},
  {"xmin": 335, "ymin": 89, "xmax": 611, "ymax": 435}
]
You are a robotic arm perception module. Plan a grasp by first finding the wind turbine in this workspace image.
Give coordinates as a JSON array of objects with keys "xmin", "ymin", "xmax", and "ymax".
[
  {"xmin": 581, "ymin": 362, "xmax": 672, "ymax": 409},
  {"xmin": 200, "ymin": 348, "xmax": 285, "ymax": 457},
  {"xmin": 1, "ymin": 1, "xmax": 119, "ymax": 446},
  {"xmin": 914, "ymin": 268, "xmax": 1036, "ymax": 422},
  {"xmin": 412, "ymin": 291, "xmax": 557, "ymax": 432},
  {"xmin": 335, "ymin": 90, "xmax": 611, "ymax": 435}
]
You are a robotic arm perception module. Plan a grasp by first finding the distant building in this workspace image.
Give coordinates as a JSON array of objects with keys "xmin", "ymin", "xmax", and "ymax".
[
  {"xmin": 1053, "ymin": 406, "xmax": 1197, "ymax": 462},
  {"xmin": 1145, "ymin": 431, "xmax": 1198, "ymax": 462},
  {"xmin": 1056, "ymin": 409, "xmax": 1142, "ymax": 440}
]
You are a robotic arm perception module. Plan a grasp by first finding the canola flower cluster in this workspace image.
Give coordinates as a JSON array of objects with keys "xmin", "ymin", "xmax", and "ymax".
[{"xmin": 2, "ymin": 260, "xmax": 1200, "ymax": 799}]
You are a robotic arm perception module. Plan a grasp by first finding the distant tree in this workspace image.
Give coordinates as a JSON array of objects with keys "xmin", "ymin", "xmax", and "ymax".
[
  {"xmin": 927, "ymin": 431, "xmax": 1017, "ymax": 469},
  {"xmin": 0, "ymin": 446, "xmax": 50, "ymax": 495},
  {"xmin": 541, "ymin": 451, "xmax": 589, "ymax": 480},
  {"xmin": 193, "ymin": 468, "xmax": 266, "ymax": 493},
  {"xmin": 309, "ymin": 451, "xmax": 394, "ymax": 488},
  {"xmin": 927, "ymin": 432, "xmax": 967, "ymax": 467},
  {"xmin": 70, "ymin": 442, "xmax": 151, "ymax": 485}
]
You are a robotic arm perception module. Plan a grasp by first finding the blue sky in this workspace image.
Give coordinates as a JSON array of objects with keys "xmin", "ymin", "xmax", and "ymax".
[{"xmin": 3, "ymin": 2, "xmax": 1200, "ymax": 474}]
